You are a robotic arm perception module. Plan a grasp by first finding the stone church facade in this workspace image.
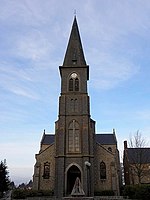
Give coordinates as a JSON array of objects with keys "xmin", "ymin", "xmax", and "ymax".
[{"xmin": 33, "ymin": 17, "xmax": 121, "ymax": 198}]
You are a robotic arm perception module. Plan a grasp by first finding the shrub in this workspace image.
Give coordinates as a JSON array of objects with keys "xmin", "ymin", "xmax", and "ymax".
[
  {"xmin": 12, "ymin": 189, "xmax": 27, "ymax": 199},
  {"xmin": 26, "ymin": 190, "xmax": 39, "ymax": 197},
  {"xmin": 40, "ymin": 190, "xmax": 54, "ymax": 196},
  {"xmin": 123, "ymin": 184, "xmax": 150, "ymax": 200},
  {"xmin": 94, "ymin": 189, "xmax": 115, "ymax": 196},
  {"xmin": 27, "ymin": 190, "xmax": 54, "ymax": 197},
  {"xmin": 12, "ymin": 189, "xmax": 54, "ymax": 199},
  {"xmin": 134, "ymin": 185, "xmax": 150, "ymax": 200},
  {"xmin": 123, "ymin": 185, "xmax": 136, "ymax": 199}
]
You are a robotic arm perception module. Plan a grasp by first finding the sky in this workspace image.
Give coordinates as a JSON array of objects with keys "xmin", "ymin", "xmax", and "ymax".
[{"xmin": 0, "ymin": 0, "xmax": 150, "ymax": 185}]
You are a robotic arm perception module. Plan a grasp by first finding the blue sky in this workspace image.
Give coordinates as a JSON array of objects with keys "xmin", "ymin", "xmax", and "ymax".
[{"xmin": 0, "ymin": 0, "xmax": 150, "ymax": 185}]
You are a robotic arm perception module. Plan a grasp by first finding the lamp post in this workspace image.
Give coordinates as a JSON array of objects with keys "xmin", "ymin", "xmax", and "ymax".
[{"xmin": 85, "ymin": 161, "xmax": 91, "ymax": 196}]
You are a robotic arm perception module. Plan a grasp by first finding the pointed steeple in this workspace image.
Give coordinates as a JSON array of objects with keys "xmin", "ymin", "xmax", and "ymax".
[{"xmin": 63, "ymin": 17, "xmax": 86, "ymax": 67}]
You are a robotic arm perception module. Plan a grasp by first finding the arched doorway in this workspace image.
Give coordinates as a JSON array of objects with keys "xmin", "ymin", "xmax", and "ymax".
[{"xmin": 67, "ymin": 165, "xmax": 81, "ymax": 195}]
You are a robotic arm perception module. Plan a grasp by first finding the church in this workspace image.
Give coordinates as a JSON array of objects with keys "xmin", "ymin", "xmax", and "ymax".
[{"xmin": 33, "ymin": 17, "xmax": 121, "ymax": 198}]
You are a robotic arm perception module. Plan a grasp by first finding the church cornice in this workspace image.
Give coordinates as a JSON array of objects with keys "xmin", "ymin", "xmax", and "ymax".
[
  {"xmin": 58, "ymin": 114, "xmax": 91, "ymax": 117},
  {"xmin": 60, "ymin": 92, "xmax": 89, "ymax": 95},
  {"xmin": 59, "ymin": 65, "xmax": 89, "ymax": 80}
]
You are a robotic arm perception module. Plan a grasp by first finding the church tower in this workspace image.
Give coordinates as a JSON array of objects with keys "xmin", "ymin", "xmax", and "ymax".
[
  {"xmin": 33, "ymin": 16, "xmax": 121, "ymax": 198},
  {"xmin": 55, "ymin": 16, "xmax": 95, "ymax": 197}
]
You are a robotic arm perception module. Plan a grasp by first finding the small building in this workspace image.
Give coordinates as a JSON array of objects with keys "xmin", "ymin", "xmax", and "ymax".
[
  {"xmin": 33, "ymin": 17, "xmax": 121, "ymax": 198},
  {"xmin": 123, "ymin": 140, "xmax": 150, "ymax": 185}
]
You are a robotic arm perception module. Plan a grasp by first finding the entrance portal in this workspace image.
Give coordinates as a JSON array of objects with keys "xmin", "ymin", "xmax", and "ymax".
[{"xmin": 67, "ymin": 165, "xmax": 81, "ymax": 195}]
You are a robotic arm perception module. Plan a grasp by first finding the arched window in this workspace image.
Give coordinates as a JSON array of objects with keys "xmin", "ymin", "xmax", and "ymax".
[
  {"xmin": 43, "ymin": 162, "xmax": 50, "ymax": 179},
  {"xmin": 69, "ymin": 78, "xmax": 73, "ymax": 91},
  {"xmin": 68, "ymin": 120, "xmax": 80, "ymax": 152},
  {"xmin": 69, "ymin": 73, "xmax": 79, "ymax": 91},
  {"xmin": 75, "ymin": 78, "xmax": 79, "ymax": 91},
  {"xmin": 100, "ymin": 161, "xmax": 106, "ymax": 179}
]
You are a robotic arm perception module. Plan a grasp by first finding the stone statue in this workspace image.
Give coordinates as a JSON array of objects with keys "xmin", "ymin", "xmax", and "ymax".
[{"xmin": 71, "ymin": 177, "xmax": 85, "ymax": 197}]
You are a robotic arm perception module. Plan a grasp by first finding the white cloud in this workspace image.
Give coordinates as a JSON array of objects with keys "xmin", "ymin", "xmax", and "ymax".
[
  {"xmin": 9, "ymin": 85, "xmax": 39, "ymax": 99},
  {"xmin": 89, "ymin": 52, "xmax": 140, "ymax": 90},
  {"xmin": 83, "ymin": 0, "xmax": 150, "ymax": 40},
  {"xmin": 2, "ymin": 0, "xmax": 148, "ymax": 93},
  {"xmin": 0, "ymin": 63, "xmax": 39, "ymax": 99},
  {"xmin": 80, "ymin": 0, "xmax": 150, "ymax": 90},
  {"xmin": 0, "ymin": 0, "xmax": 52, "ymax": 26},
  {"xmin": 16, "ymin": 31, "xmax": 54, "ymax": 62}
]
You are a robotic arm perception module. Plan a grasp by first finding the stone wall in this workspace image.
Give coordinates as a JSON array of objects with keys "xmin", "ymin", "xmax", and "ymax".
[
  {"xmin": 33, "ymin": 144, "xmax": 55, "ymax": 190},
  {"xmin": 94, "ymin": 143, "xmax": 120, "ymax": 195}
]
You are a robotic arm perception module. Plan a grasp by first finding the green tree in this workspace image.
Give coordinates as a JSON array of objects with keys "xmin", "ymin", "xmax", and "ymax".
[{"xmin": 0, "ymin": 160, "xmax": 10, "ymax": 196}]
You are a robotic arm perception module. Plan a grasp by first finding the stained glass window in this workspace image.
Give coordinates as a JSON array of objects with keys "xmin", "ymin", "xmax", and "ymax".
[
  {"xmin": 100, "ymin": 161, "xmax": 106, "ymax": 179},
  {"xmin": 43, "ymin": 162, "xmax": 50, "ymax": 179},
  {"xmin": 68, "ymin": 120, "xmax": 80, "ymax": 152}
]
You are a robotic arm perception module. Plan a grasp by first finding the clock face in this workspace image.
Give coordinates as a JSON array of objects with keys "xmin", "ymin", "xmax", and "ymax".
[{"xmin": 71, "ymin": 73, "xmax": 77, "ymax": 78}]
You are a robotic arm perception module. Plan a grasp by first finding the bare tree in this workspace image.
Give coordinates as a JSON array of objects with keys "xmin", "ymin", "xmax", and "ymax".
[
  {"xmin": 129, "ymin": 130, "xmax": 146, "ymax": 148},
  {"xmin": 129, "ymin": 130, "xmax": 149, "ymax": 184}
]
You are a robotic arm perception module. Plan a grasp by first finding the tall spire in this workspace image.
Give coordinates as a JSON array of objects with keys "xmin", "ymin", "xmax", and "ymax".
[{"xmin": 63, "ymin": 17, "xmax": 86, "ymax": 67}]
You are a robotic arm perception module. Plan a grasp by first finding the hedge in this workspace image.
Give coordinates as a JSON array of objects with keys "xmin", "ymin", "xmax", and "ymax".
[
  {"xmin": 94, "ymin": 190, "xmax": 115, "ymax": 196},
  {"xmin": 11, "ymin": 189, "xmax": 54, "ymax": 199},
  {"xmin": 123, "ymin": 184, "xmax": 150, "ymax": 200}
]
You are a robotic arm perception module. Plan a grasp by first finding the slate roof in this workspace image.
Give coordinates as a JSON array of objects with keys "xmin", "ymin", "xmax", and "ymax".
[
  {"xmin": 41, "ymin": 134, "xmax": 55, "ymax": 145},
  {"xmin": 126, "ymin": 148, "xmax": 150, "ymax": 164},
  {"xmin": 41, "ymin": 133, "xmax": 117, "ymax": 146},
  {"xmin": 96, "ymin": 134, "xmax": 117, "ymax": 145}
]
